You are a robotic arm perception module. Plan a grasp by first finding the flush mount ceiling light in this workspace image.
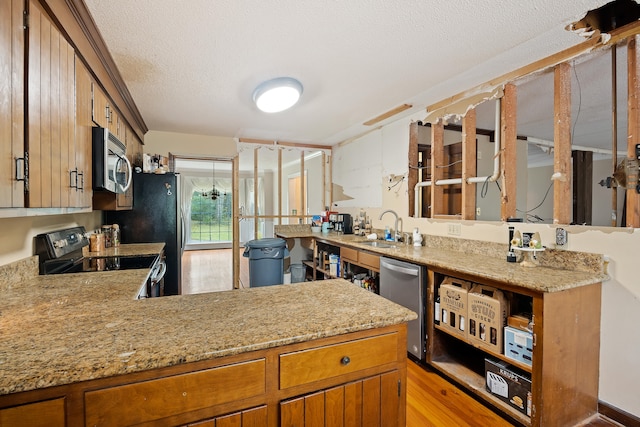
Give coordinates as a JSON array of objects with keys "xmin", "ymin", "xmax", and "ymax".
[{"xmin": 253, "ymin": 77, "xmax": 303, "ymax": 113}]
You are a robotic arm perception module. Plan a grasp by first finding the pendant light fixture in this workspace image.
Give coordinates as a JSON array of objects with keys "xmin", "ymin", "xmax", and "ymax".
[
  {"xmin": 253, "ymin": 77, "xmax": 303, "ymax": 113},
  {"xmin": 201, "ymin": 161, "xmax": 226, "ymax": 200}
]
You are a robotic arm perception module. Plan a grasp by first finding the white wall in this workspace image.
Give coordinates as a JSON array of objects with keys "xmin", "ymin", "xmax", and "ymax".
[
  {"xmin": 0, "ymin": 212, "xmax": 102, "ymax": 266},
  {"xmin": 332, "ymin": 114, "xmax": 640, "ymax": 418}
]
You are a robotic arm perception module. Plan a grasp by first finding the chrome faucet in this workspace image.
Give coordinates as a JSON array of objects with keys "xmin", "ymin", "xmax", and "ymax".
[{"xmin": 379, "ymin": 209, "xmax": 400, "ymax": 242}]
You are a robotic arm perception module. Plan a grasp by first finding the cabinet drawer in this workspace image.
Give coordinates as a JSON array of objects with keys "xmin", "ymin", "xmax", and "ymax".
[
  {"xmin": 341, "ymin": 247, "xmax": 358, "ymax": 263},
  {"xmin": 358, "ymin": 251, "xmax": 380, "ymax": 271},
  {"xmin": 85, "ymin": 359, "xmax": 265, "ymax": 426},
  {"xmin": 0, "ymin": 398, "xmax": 65, "ymax": 427},
  {"xmin": 280, "ymin": 333, "xmax": 398, "ymax": 389}
]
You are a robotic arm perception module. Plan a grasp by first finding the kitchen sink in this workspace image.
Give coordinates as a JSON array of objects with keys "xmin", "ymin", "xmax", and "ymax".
[{"xmin": 359, "ymin": 240, "xmax": 397, "ymax": 249}]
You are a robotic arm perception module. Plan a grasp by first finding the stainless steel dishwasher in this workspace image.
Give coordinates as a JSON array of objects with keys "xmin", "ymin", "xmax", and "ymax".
[{"xmin": 380, "ymin": 256, "xmax": 426, "ymax": 361}]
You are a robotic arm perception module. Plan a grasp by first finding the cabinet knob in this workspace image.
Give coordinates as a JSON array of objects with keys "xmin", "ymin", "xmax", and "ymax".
[{"xmin": 340, "ymin": 356, "xmax": 350, "ymax": 366}]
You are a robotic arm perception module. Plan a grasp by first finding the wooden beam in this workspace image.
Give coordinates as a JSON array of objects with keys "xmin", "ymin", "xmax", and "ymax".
[
  {"xmin": 553, "ymin": 63, "xmax": 572, "ymax": 225},
  {"xmin": 408, "ymin": 122, "xmax": 419, "ymax": 217},
  {"xmin": 278, "ymin": 149, "xmax": 283, "ymax": 223},
  {"xmin": 500, "ymin": 84, "xmax": 517, "ymax": 221},
  {"xmin": 427, "ymin": 20, "xmax": 640, "ymax": 118},
  {"xmin": 238, "ymin": 137, "xmax": 331, "ymax": 152},
  {"xmin": 462, "ymin": 109, "xmax": 477, "ymax": 220},
  {"xmin": 363, "ymin": 104, "xmax": 412, "ymax": 126},
  {"xmin": 232, "ymin": 155, "xmax": 240, "ymax": 289},
  {"xmin": 253, "ymin": 148, "xmax": 259, "ymax": 239},
  {"xmin": 627, "ymin": 35, "xmax": 640, "ymax": 227},
  {"xmin": 299, "ymin": 151, "xmax": 305, "ymax": 222},
  {"xmin": 430, "ymin": 121, "xmax": 445, "ymax": 217}
]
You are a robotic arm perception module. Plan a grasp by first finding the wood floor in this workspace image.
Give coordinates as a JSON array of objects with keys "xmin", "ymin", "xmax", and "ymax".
[
  {"xmin": 181, "ymin": 249, "xmax": 249, "ymax": 295},
  {"xmin": 182, "ymin": 250, "xmax": 623, "ymax": 427},
  {"xmin": 407, "ymin": 360, "xmax": 515, "ymax": 427}
]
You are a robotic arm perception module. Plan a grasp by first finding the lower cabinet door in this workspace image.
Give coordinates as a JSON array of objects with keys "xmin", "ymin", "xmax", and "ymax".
[
  {"xmin": 187, "ymin": 405, "xmax": 267, "ymax": 427},
  {"xmin": 280, "ymin": 370, "xmax": 400, "ymax": 427}
]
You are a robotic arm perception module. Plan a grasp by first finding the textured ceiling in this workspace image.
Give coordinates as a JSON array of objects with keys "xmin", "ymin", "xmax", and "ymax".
[{"xmin": 84, "ymin": 0, "xmax": 615, "ymax": 147}]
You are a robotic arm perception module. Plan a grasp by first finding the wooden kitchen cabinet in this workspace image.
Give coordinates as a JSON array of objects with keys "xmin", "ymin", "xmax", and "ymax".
[
  {"xmin": 85, "ymin": 359, "xmax": 266, "ymax": 426},
  {"xmin": 0, "ymin": 0, "xmax": 25, "ymax": 208},
  {"xmin": 91, "ymin": 82, "xmax": 109, "ymax": 129},
  {"xmin": 340, "ymin": 246, "xmax": 380, "ymax": 272},
  {"xmin": 0, "ymin": 398, "xmax": 65, "ymax": 427},
  {"xmin": 92, "ymin": 81, "xmax": 125, "ymax": 140},
  {"xmin": 186, "ymin": 405, "xmax": 267, "ymax": 427},
  {"xmin": 26, "ymin": 0, "xmax": 77, "ymax": 208},
  {"xmin": 0, "ymin": 324, "xmax": 407, "ymax": 427},
  {"xmin": 427, "ymin": 268, "xmax": 601, "ymax": 427},
  {"xmin": 280, "ymin": 371, "xmax": 401, "ymax": 427},
  {"xmin": 73, "ymin": 57, "xmax": 93, "ymax": 208}
]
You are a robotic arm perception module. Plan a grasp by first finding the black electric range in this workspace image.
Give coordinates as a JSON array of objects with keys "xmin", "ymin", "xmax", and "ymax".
[{"xmin": 35, "ymin": 227, "xmax": 165, "ymax": 297}]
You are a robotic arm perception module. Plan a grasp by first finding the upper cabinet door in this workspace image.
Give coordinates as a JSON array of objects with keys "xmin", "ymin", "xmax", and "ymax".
[
  {"xmin": 0, "ymin": 0, "xmax": 25, "ymax": 208},
  {"xmin": 75, "ymin": 57, "xmax": 94, "ymax": 208},
  {"xmin": 27, "ymin": 0, "xmax": 76, "ymax": 208},
  {"xmin": 92, "ymin": 82, "xmax": 110, "ymax": 129}
]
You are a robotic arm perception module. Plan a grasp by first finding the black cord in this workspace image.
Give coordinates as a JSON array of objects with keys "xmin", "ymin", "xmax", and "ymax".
[
  {"xmin": 516, "ymin": 181, "xmax": 554, "ymax": 217},
  {"xmin": 572, "ymin": 60, "xmax": 582, "ymax": 144}
]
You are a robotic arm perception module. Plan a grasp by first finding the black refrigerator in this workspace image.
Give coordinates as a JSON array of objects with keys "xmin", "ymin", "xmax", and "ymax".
[{"xmin": 105, "ymin": 172, "xmax": 183, "ymax": 295}]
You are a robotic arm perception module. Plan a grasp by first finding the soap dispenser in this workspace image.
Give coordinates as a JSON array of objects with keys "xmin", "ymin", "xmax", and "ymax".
[{"xmin": 413, "ymin": 227, "xmax": 422, "ymax": 247}]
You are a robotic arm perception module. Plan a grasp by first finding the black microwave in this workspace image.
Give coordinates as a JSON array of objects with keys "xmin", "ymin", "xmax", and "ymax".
[{"xmin": 92, "ymin": 127, "xmax": 132, "ymax": 194}]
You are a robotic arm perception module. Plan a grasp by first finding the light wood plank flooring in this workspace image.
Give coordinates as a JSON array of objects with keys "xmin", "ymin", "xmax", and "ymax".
[
  {"xmin": 407, "ymin": 360, "xmax": 515, "ymax": 427},
  {"xmin": 182, "ymin": 249, "xmax": 250, "ymax": 294}
]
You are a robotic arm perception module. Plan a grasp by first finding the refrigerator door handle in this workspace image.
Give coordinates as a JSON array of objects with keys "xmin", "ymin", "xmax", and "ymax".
[{"xmin": 181, "ymin": 211, "xmax": 186, "ymax": 250}]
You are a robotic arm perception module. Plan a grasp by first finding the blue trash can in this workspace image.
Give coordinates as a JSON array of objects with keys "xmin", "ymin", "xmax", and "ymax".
[{"xmin": 243, "ymin": 238, "xmax": 289, "ymax": 287}]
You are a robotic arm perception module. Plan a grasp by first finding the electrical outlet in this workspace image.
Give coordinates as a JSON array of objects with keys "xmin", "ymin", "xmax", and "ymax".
[
  {"xmin": 476, "ymin": 207, "xmax": 481, "ymax": 216},
  {"xmin": 447, "ymin": 224, "xmax": 461, "ymax": 236},
  {"xmin": 556, "ymin": 228, "xmax": 567, "ymax": 247}
]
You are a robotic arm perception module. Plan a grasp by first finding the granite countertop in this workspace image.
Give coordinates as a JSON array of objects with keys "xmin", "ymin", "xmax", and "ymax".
[
  {"xmin": 276, "ymin": 227, "xmax": 608, "ymax": 293},
  {"xmin": 84, "ymin": 242, "xmax": 166, "ymax": 258},
  {"xmin": 0, "ymin": 261, "xmax": 415, "ymax": 395}
]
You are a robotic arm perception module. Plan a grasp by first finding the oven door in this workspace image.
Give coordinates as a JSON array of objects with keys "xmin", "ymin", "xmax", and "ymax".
[
  {"xmin": 147, "ymin": 259, "xmax": 167, "ymax": 297},
  {"xmin": 93, "ymin": 127, "xmax": 132, "ymax": 194}
]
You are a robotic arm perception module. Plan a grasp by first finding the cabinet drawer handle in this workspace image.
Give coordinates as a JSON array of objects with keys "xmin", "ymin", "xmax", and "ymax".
[{"xmin": 340, "ymin": 356, "xmax": 351, "ymax": 366}]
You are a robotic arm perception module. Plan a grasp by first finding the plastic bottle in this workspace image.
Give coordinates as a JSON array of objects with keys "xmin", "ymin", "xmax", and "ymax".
[
  {"xmin": 112, "ymin": 224, "xmax": 120, "ymax": 247},
  {"xmin": 384, "ymin": 226, "xmax": 391, "ymax": 241}
]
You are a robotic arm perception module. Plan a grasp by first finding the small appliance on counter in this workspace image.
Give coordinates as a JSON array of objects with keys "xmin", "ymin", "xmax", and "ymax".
[
  {"xmin": 336, "ymin": 213, "xmax": 353, "ymax": 234},
  {"xmin": 35, "ymin": 227, "xmax": 166, "ymax": 298},
  {"xmin": 321, "ymin": 210, "xmax": 338, "ymax": 224}
]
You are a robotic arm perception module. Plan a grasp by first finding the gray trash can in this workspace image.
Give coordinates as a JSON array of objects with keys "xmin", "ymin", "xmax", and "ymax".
[{"xmin": 243, "ymin": 238, "xmax": 289, "ymax": 287}]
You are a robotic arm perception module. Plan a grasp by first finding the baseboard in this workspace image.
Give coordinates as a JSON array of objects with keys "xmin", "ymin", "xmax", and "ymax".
[{"xmin": 599, "ymin": 401, "xmax": 640, "ymax": 427}]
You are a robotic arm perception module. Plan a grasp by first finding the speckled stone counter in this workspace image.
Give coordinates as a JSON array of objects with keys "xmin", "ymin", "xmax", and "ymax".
[
  {"xmin": 275, "ymin": 226, "xmax": 608, "ymax": 293},
  {"xmin": 84, "ymin": 242, "xmax": 166, "ymax": 258},
  {"xmin": 0, "ymin": 256, "xmax": 415, "ymax": 395}
]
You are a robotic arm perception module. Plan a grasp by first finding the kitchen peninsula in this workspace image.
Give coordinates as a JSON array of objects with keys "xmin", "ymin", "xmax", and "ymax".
[{"xmin": 0, "ymin": 255, "xmax": 415, "ymax": 426}]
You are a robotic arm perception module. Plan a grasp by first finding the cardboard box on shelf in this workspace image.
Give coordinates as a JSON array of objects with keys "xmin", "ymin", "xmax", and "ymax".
[
  {"xmin": 468, "ymin": 285, "xmax": 509, "ymax": 354},
  {"xmin": 504, "ymin": 326, "xmax": 533, "ymax": 366},
  {"xmin": 485, "ymin": 358, "xmax": 532, "ymax": 417},
  {"xmin": 437, "ymin": 277, "xmax": 472, "ymax": 339}
]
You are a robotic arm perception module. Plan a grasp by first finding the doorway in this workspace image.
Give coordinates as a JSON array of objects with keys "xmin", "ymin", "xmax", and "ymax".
[{"xmin": 173, "ymin": 156, "xmax": 236, "ymax": 294}]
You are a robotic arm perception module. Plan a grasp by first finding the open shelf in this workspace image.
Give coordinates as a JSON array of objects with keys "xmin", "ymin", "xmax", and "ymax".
[
  {"xmin": 430, "ymin": 331, "xmax": 531, "ymax": 426},
  {"xmin": 433, "ymin": 323, "xmax": 532, "ymax": 374}
]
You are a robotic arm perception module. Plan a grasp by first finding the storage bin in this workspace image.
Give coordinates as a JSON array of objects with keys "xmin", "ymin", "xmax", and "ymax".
[{"xmin": 290, "ymin": 264, "xmax": 306, "ymax": 283}]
